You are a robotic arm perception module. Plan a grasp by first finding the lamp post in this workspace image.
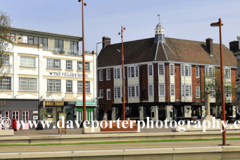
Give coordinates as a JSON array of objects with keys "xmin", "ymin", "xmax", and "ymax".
[
  {"xmin": 210, "ymin": 18, "xmax": 226, "ymax": 145},
  {"xmin": 118, "ymin": 26, "xmax": 126, "ymax": 120},
  {"xmin": 78, "ymin": 0, "xmax": 87, "ymax": 122}
]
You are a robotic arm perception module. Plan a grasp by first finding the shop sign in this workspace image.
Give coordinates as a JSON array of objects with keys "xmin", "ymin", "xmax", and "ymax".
[
  {"xmin": 0, "ymin": 101, "xmax": 6, "ymax": 107},
  {"xmin": 49, "ymin": 71, "xmax": 89, "ymax": 78},
  {"xmin": 76, "ymin": 101, "xmax": 96, "ymax": 106},
  {"xmin": 45, "ymin": 102, "xmax": 64, "ymax": 106}
]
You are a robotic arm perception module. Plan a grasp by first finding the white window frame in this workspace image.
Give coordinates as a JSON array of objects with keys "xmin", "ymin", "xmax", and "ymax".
[
  {"xmin": 0, "ymin": 77, "xmax": 11, "ymax": 90},
  {"xmin": 170, "ymin": 84, "xmax": 175, "ymax": 96},
  {"xmin": 114, "ymin": 86, "xmax": 122, "ymax": 98},
  {"xmin": 77, "ymin": 81, "xmax": 90, "ymax": 93},
  {"xmin": 107, "ymin": 89, "xmax": 111, "ymax": 100},
  {"xmin": 99, "ymin": 89, "xmax": 104, "ymax": 98},
  {"xmin": 20, "ymin": 56, "xmax": 35, "ymax": 67},
  {"xmin": 195, "ymin": 66, "xmax": 200, "ymax": 78},
  {"xmin": 66, "ymin": 80, "xmax": 72, "ymax": 92},
  {"xmin": 196, "ymin": 86, "xmax": 200, "ymax": 98},
  {"xmin": 181, "ymin": 84, "xmax": 192, "ymax": 97},
  {"xmin": 47, "ymin": 79, "xmax": 61, "ymax": 92},
  {"xmin": 66, "ymin": 60, "xmax": 72, "ymax": 70},
  {"xmin": 19, "ymin": 78, "xmax": 37, "ymax": 91},
  {"xmin": 114, "ymin": 68, "xmax": 122, "ymax": 79},
  {"xmin": 205, "ymin": 66, "xmax": 215, "ymax": 78},
  {"xmin": 170, "ymin": 64, "xmax": 174, "ymax": 76},
  {"xmin": 158, "ymin": 63, "xmax": 165, "ymax": 76},
  {"xmin": 99, "ymin": 70, "xmax": 103, "ymax": 81},
  {"xmin": 47, "ymin": 59, "xmax": 61, "ymax": 69},
  {"xmin": 106, "ymin": 69, "xmax": 111, "ymax": 81},
  {"xmin": 148, "ymin": 64, "xmax": 153, "ymax": 76},
  {"xmin": 128, "ymin": 85, "xmax": 139, "ymax": 98},
  {"xmin": 224, "ymin": 67, "xmax": 231, "ymax": 79},
  {"xmin": 128, "ymin": 66, "xmax": 139, "ymax": 78},
  {"xmin": 148, "ymin": 84, "xmax": 154, "ymax": 97},
  {"xmin": 159, "ymin": 84, "xmax": 165, "ymax": 96},
  {"xmin": 181, "ymin": 64, "xmax": 191, "ymax": 77}
]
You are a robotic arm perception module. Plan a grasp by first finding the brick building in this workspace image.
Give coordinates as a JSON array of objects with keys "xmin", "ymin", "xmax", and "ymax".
[{"xmin": 97, "ymin": 20, "xmax": 237, "ymax": 121}]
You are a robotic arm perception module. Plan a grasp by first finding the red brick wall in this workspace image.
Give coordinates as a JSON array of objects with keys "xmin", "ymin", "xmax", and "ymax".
[
  {"xmin": 200, "ymin": 66, "xmax": 205, "ymax": 102},
  {"xmin": 192, "ymin": 65, "xmax": 201, "ymax": 102},
  {"xmin": 165, "ymin": 63, "xmax": 169, "ymax": 102},
  {"xmin": 98, "ymin": 69, "xmax": 114, "ymax": 112},
  {"xmin": 140, "ymin": 65, "xmax": 148, "ymax": 102},
  {"xmin": 175, "ymin": 64, "xmax": 181, "ymax": 102},
  {"xmin": 231, "ymin": 69, "xmax": 237, "ymax": 103},
  {"xmin": 154, "ymin": 63, "xmax": 159, "ymax": 102}
]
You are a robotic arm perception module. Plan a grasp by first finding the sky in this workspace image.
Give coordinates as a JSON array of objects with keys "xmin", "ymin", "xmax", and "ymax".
[{"xmin": 1, "ymin": 0, "xmax": 240, "ymax": 53}]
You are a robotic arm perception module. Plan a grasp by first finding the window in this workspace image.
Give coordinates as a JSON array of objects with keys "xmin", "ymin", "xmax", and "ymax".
[
  {"xmin": 19, "ymin": 78, "xmax": 37, "ymax": 91},
  {"xmin": 196, "ymin": 86, "xmax": 200, "ymax": 98},
  {"xmin": 77, "ymin": 81, "xmax": 90, "ymax": 93},
  {"xmin": 47, "ymin": 59, "xmax": 61, "ymax": 69},
  {"xmin": 85, "ymin": 62, "xmax": 90, "ymax": 71},
  {"xmin": 148, "ymin": 64, "xmax": 153, "ymax": 76},
  {"xmin": 159, "ymin": 84, "xmax": 165, "ymax": 96},
  {"xmin": 77, "ymin": 61, "xmax": 89, "ymax": 71},
  {"xmin": 148, "ymin": 84, "xmax": 154, "ymax": 97},
  {"xmin": 170, "ymin": 64, "xmax": 174, "ymax": 76},
  {"xmin": 114, "ymin": 68, "xmax": 122, "ymax": 79},
  {"xmin": 181, "ymin": 85, "xmax": 192, "ymax": 97},
  {"xmin": 195, "ymin": 66, "xmax": 200, "ymax": 78},
  {"xmin": 170, "ymin": 84, "xmax": 175, "ymax": 96},
  {"xmin": 99, "ymin": 70, "xmax": 103, "ymax": 81},
  {"xmin": 27, "ymin": 36, "xmax": 48, "ymax": 48},
  {"xmin": 224, "ymin": 68, "xmax": 231, "ymax": 79},
  {"xmin": 66, "ymin": 60, "xmax": 72, "ymax": 70},
  {"xmin": 7, "ymin": 33, "xmax": 16, "ymax": 41},
  {"xmin": 205, "ymin": 66, "xmax": 215, "ymax": 78},
  {"xmin": 181, "ymin": 64, "xmax": 191, "ymax": 77},
  {"xmin": 128, "ymin": 66, "xmax": 139, "ymax": 78},
  {"xmin": 70, "ymin": 41, "xmax": 78, "ymax": 54},
  {"xmin": 99, "ymin": 89, "xmax": 104, "ymax": 98},
  {"xmin": 66, "ymin": 80, "xmax": 72, "ymax": 92},
  {"xmin": 225, "ymin": 86, "xmax": 232, "ymax": 98},
  {"xmin": 107, "ymin": 89, "xmax": 111, "ymax": 100},
  {"xmin": 106, "ymin": 69, "xmax": 111, "ymax": 81},
  {"xmin": 47, "ymin": 79, "xmax": 61, "ymax": 92},
  {"xmin": 128, "ymin": 85, "xmax": 139, "ymax": 97},
  {"xmin": 159, "ymin": 63, "xmax": 164, "ymax": 75},
  {"xmin": 55, "ymin": 39, "xmax": 64, "ymax": 49},
  {"xmin": 114, "ymin": 86, "xmax": 122, "ymax": 98},
  {"xmin": 209, "ymin": 86, "xmax": 215, "ymax": 97},
  {"xmin": 20, "ymin": 56, "xmax": 35, "ymax": 67},
  {"xmin": 0, "ymin": 77, "xmax": 11, "ymax": 90},
  {"xmin": 3, "ymin": 55, "xmax": 9, "ymax": 65}
]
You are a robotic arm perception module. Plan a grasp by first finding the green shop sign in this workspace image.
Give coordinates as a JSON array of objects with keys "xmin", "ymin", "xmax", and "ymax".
[{"xmin": 76, "ymin": 101, "xmax": 97, "ymax": 106}]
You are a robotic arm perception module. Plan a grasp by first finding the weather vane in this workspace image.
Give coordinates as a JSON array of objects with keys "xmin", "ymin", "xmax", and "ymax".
[{"xmin": 157, "ymin": 14, "xmax": 160, "ymax": 23}]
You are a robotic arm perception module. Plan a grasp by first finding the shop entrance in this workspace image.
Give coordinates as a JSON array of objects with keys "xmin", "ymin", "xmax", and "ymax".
[
  {"xmin": 77, "ymin": 107, "xmax": 94, "ymax": 123},
  {"xmin": 64, "ymin": 105, "xmax": 74, "ymax": 122},
  {"xmin": 158, "ymin": 108, "xmax": 166, "ymax": 121}
]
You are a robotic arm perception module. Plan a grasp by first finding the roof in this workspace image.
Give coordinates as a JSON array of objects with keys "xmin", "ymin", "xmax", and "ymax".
[
  {"xmin": 10, "ymin": 27, "xmax": 82, "ymax": 41},
  {"xmin": 98, "ymin": 37, "xmax": 237, "ymax": 67}
]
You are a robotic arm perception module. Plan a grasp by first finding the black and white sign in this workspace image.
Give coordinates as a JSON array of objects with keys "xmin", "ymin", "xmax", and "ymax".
[{"xmin": 49, "ymin": 71, "xmax": 89, "ymax": 78}]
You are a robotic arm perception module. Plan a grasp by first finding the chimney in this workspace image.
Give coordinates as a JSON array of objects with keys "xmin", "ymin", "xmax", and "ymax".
[
  {"xmin": 206, "ymin": 38, "xmax": 213, "ymax": 56},
  {"xmin": 102, "ymin": 36, "xmax": 111, "ymax": 48},
  {"xmin": 229, "ymin": 41, "xmax": 239, "ymax": 53}
]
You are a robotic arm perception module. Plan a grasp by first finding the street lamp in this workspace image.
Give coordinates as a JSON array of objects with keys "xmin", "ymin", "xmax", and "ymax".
[
  {"xmin": 118, "ymin": 26, "xmax": 126, "ymax": 120},
  {"xmin": 78, "ymin": 0, "xmax": 87, "ymax": 122},
  {"xmin": 210, "ymin": 18, "xmax": 226, "ymax": 145}
]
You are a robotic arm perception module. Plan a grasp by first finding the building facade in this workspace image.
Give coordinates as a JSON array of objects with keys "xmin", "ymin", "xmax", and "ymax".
[
  {"xmin": 98, "ymin": 21, "xmax": 237, "ymax": 122},
  {"xmin": 0, "ymin": 27, "xmax": 97, "ymax": 129}
]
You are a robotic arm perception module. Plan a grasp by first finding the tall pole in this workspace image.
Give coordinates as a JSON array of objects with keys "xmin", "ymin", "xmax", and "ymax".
[
  {"xmin": 219, "ymin": 18, "xmax": 226, "ymax": 145},
  {"xmin": 78, "ymin": 0, "xmax": 87, "ymax": 122},
  {"xmin": 210, "ymin": 18, "xmax": 226, "ymax": 145},
  {"xmin": 118, "ymin": 26, "xmax": 126, "ymax": 120}
]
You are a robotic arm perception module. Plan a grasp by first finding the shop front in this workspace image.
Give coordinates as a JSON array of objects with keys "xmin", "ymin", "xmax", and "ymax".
[
  {"xmin": 76, "ymin": 101, "xmax": 96, "ymax": 123},
  {"xmin": 0, "ymin": 99, "xmax": 38, "ymax": 130},
  {"xmin": 40, "ymin": 101, "xmax": 64, "ymax": 127}
]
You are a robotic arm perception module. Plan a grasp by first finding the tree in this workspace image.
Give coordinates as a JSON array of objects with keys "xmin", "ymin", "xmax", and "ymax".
[
  {"xmin": 201, "ymin": 67, "xmax": 236, "ymax": 115},
  {"xmin": 0, "ymin": 11, "xmax": 13, "ymax": 83}
]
